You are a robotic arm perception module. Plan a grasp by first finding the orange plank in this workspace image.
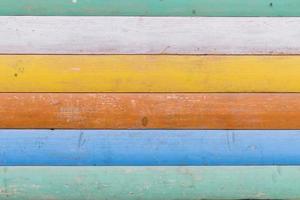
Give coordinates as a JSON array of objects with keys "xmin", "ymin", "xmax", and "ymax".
[{"xmin": 1, "ymin": 93, "xmax": 300, "ymax": 129}]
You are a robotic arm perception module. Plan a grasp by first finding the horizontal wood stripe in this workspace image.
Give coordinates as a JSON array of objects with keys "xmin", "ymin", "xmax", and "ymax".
[
  {"xmin": 2, "ymin": 55, "xmax": 300, "ymax": 92},
  {"xmin": 1, "ymin": 166, "xmax": 300, "ymax": 199},
  {"xmin": 2, "ymin": 93, "xmax": 300, "ymax": 129},
  {"xmin": 2, "ymin": 130, "xmax": 300, "ymax": 166},
  {"xmin": 1, "ymin": 0, "xmax": 300, "ymax": 16},
  {"xmin": 1, "ymin": 17, "xmax": 300, "ymax": 54}
]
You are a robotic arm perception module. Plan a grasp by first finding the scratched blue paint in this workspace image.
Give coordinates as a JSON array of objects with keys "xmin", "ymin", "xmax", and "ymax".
[{"xmin": 0, "ymin": 130, "xmax": 299, "ymax": 166}]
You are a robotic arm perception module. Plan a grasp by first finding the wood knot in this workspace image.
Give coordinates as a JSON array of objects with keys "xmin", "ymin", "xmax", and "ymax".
[{"xmin": 142, "ymin": 117, "xmax": 148, "ymax": 127}]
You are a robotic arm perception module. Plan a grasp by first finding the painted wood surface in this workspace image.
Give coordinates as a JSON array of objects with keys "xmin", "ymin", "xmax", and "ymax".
[
  {"xmin": 2, "ymin": 17, "xmax": 300, "ymax": 54},
  {"xmin": 0, "ymin": 0, "xmax": 300, "ymax": 16},
  {"xmin": 2, "ymin": 130, "xmax": 300, "ymax": 166},
  {"xmin": 3, "ymin": 93, "xmax": 300, "ymax": 129},
  {"xmin": 2, "ymin": 55, "xmax": 300, "ymax": 92},
  {"xmin": 0, "ymin": 166, "xmax": 299, "ymax": 200}
]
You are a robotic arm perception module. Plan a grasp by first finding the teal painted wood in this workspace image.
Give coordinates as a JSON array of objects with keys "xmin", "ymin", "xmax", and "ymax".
[
  {"xmin": 0, "ymin": 166, "xmax": 300, "ymax": 200},
  {"xmin": 0, "ymin": 0, "xmax": 299, "ymax": 16}
]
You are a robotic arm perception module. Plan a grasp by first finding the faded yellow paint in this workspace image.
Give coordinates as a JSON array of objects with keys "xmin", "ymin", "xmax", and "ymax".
[{"xmin": 0, "ymin": 55, "xmax": 299, "ymax": 92}]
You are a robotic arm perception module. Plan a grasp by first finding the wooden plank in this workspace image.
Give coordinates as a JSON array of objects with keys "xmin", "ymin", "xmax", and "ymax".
[
  {"xmin": 1, "ymin": 0, "xmax": 300, "ymax": 16},
  {"xmin": 2, "ymin": 130, "xmax": 300, "ymax": 166},
  {"xmin": 3, "ymin": 93, "xmax": 300, "ymax": 129},
  {"xmin": 1, "ymin": 17, "xmax": 300, "ymax": 54},
  {"xmin": 0, "ymin": 166, "xmax": 300, "ymax": 199},
  {"xmin": 2, "ymin": 55, "xmax": 300, "ymax": 92}
]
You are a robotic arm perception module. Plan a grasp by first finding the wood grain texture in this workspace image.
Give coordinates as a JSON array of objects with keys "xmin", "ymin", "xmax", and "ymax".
[
  {"xmin": 1, "ymin": 0, "xmax": 300, "ymax": 16},
  {"xmin": 2, "ymin": 55, "xmax": 300, "ymax": 92},
  {"xmin": 2, "ymin": 93, "xmax": 300, "ymax": 129},
  {"xmin": 2, "ymin": 130, "xmax": 300, "ymax": 166},
  {"xmin": 1, "ymin": 166, "xmax": 300, "ymax": 200},
  {"xmin": 1, "ymin": 17, "xmax": 300, "ymax": 54}
]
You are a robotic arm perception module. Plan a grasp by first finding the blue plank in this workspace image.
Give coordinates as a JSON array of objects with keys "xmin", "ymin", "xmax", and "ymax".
[{"xmin": 0, "ymin": 130, "xmax": 300, "ymax": 166}]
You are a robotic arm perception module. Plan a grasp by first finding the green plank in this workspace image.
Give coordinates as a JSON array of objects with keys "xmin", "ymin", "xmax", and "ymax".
[
  {"xmin": 0, "ymin": 166, "xmax": 300, "ymax": 199},
  {"xmin": 0, "ymin": 0, "xmax": 299, "ymax": 16}
]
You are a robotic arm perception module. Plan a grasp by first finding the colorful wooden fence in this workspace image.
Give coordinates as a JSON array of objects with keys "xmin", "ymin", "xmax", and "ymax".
[{"xmin": 1, "ymin": 1, "xmax": 300, "ymax": 199}]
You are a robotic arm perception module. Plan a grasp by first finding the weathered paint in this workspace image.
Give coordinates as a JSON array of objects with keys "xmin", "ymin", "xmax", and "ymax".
[
  {"xmin": 0, "ymin": 166, "xmax": 299, "ymax": 199},
  {"xmin": 2, "ymin": 93, "xmax": 300, "ymax": 129},
  {"xmin": 1, "ymin": 130, "xmax": 300, "ymax": 166},
  {"xmin": 0, "ymin": 0, "xmax": 299, "ymax": 16},
  {"xmin": 2, "ymin": 55, "xmax": 300, "ymax": 92},
  {"xmin": 2, "ymin": 17, "xmax": 300, "ymax": 54}
]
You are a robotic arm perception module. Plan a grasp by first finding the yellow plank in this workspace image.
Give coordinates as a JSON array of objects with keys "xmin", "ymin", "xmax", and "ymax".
[{"xmin": 0, "ymin": 55, "xmax": 299, "ymax": 92}]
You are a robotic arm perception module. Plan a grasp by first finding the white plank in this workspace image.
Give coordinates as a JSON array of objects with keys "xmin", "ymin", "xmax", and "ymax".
[{"xmin": 0, "ymin": 17, "xmax": 299, "ymax": 54}]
